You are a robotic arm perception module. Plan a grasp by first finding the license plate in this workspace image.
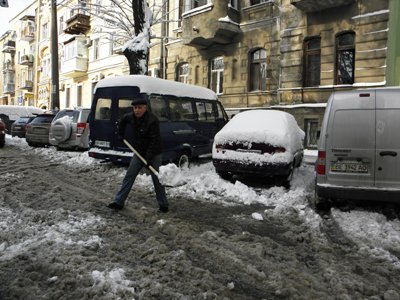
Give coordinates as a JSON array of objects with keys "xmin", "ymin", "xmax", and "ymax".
[
  {"xmin": 14, "ymin": 125, "xmax": 22, "ymax": 129},
  {"xmin": 95, "ymin": 140, "xmax": 110, "ymax": 147},
  {"xmin": 331, "ymin": 161, "xmax": 368, "ymax": 173}
]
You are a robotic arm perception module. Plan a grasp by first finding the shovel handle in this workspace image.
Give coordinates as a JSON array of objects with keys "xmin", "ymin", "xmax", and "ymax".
[{"xmin": 123, "ymin": 139, "xmax": 159, "ymax": 176}]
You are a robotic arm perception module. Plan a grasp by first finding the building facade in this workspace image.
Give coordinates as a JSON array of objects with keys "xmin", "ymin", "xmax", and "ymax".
[{"xmin": 1, "ymin": 0, "xmax": 399, "ymax": 148}]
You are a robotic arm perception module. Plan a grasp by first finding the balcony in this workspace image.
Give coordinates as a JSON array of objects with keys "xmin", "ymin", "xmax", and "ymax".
[
  {"xmin": 2, "ymin": 61, "xmax": 15, "ymax": 72},
  {"xmin": 20, "ymin": 25, "xmax": 35, "ymax": 41},
  {"xmin": 61, "ymin": 56, "xmax": 88, "ymax": 78},
  {"xmin": 64, "ymin": 12, "xmax": 90, "ymax": 35},
  {"xmin": 290, "ymin": 0, "xmax": 356, "ymax": 12},
  {"xmin": 3, "ymin": 83, "xmax": 15, "ymax": 94},
  {"xmin": 20, "ymin": 54, "xmax": 34, "ymax": 66},
  {"xmin": 181, "ymin": 2, "xmax": 241, "ymax": 48},
  {"xmin": 20, "ymin": 80, "xmax": 33, "ymax": 91},
  {"xmin": 2, "ymin": 40, "xmax": 16, "ymax": 53}
]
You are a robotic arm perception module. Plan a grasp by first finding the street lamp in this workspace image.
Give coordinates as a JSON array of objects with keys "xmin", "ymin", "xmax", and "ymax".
[{"xmin": 51, "ymin": 0, "xmax": 60, "ymax": 110}]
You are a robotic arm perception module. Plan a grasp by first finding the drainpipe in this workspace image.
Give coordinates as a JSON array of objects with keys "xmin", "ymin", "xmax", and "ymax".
[{"xmin": 50, "ymin": 0, "xmax": 59, "ymax": 110}]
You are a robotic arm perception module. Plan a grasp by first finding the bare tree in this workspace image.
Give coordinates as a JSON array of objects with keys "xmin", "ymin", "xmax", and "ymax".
[{"xmin": 72, "ymin": 0, "xmax": 177, "ymax": 75}]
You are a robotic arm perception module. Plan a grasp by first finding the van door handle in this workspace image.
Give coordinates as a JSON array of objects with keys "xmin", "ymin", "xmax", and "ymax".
[
  {"xmin": 173, "ymin": 129, "xmax": 196, "ymax": 135},
  {"xmin": 379, "ymin": 151, "xmax": 397, "ymax": 157}
]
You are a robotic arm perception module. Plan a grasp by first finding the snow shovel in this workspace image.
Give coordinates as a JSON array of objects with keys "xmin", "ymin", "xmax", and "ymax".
[{"xmin": 123, "ymin": 139, "xmax": 186, "ymax": 188}]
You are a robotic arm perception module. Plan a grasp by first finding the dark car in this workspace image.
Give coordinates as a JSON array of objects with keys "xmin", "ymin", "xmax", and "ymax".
[
  {"xmin": 25, "ymin": 113, "xmax": 56, "ymax": 147},
  {"xmin": 11, "ymin": 116, "xmax": 35, "ymax": 138},
  {"xmin": 0, "ymin": 118, "xmax": 5, "ymax": 148}
]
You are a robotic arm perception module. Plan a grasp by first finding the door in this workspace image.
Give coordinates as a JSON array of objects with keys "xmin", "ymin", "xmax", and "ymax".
[
  {"xmin": 375, "ymin": 89, "xmax": 400, "ymax": 188},
  {"xmin": 325, "ymin": 90, "xmax": 376, "ymax": 187}
]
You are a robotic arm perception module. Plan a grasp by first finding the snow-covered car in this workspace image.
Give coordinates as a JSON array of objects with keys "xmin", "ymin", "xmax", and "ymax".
[
  {"xmin": 49, "ymin": 108, "xmax": 90, "ymax": 150},
  {"xmin": 25, "ymin": 113, "xmax": 56, "ymax": 147},
  {"xmin": 11, "ymin": 116, "xmax": 35, "ymax": 138},
  {"xmin": 0, "ymin": 118, "xmax": 5, "ymax": 148},
  {"xmin": 212, "ymin": 110, "xmax": 305, "ymax": 185}
]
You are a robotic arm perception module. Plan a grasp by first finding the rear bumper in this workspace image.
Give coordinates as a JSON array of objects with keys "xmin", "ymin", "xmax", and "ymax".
[
  {"xmin": 213, "ymin": 159, "xmax": 291, "ymax": 177},
  {"xmin": 88, "ymin": 147, "xmax": 132, "ymax": 164},
  {"xmin": 316, "ymin": 183, "xmax": 400, "ymax": 203}
]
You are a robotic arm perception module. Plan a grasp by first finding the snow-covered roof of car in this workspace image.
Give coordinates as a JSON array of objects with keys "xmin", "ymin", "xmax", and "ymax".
[
  {"xmin": 0, "ymin": 105, "xmax": 44, "ymax": 120},
  {"xmin": 215, "ymin": 110, "xmax": 305, "ymax": 149},
  {"xmin": 94, "ymin": 75, "xmax": 218, "ymax": 100}
]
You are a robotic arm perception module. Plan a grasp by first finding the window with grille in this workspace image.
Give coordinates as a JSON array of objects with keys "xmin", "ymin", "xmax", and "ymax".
[
  {"xmin": 305, "ymin": 119, "xmax": 319, "ymax": 148},
  {"xmin": 249, "ymin": 48, "xmax": 267, "ymax": 91},
  {"xmin": 304, "ymin": 37, "xmax": 321, "ymax": 87},
  {"xmin": 210, "ymin": 57, "xmax": 224, "ymax": 95},
  {"xmin": 177, "ymin": 63, "xmax": 189, "ymax": 83},
  {"xmin": 335, "ymin": 32, "xmax": 355, "ymax": 85}
]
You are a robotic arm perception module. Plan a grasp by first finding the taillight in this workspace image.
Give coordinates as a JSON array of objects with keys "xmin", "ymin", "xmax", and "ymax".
[
  {"xmin": 26, "ymin": 124, "xmax": 32, "ymax": 130},
  {"xmin": 77, "ymin": 123, "xmax": 86, "ymax": 135},
  {"xmin": 316, "ymin": 151, "xmax": 326, "ymax": 175}
]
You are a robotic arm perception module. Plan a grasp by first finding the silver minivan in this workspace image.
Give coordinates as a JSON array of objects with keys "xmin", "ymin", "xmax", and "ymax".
[{"xmin": 315, "ymin": 87, "xmax": 400, "ymax": 208}]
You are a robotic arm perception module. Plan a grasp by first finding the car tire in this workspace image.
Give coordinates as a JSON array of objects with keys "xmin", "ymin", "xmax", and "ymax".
[
  {"xmin": 52, "ymin": 119, "xmax": 72, "ymax": 142},
  {"xmin": 0, "ymin": 140, "xmax": 4, "ymax": 148},
  {"xmin": 314, "ymin": 195, "xmax": 331, "ymax": 212},
  {"xmin": 174, "ymin": 151, "xmax": 190, "ymax": 169},
  {"xmin": 283, "ymin": 162, "xmax": 295, "ymax": 188}
]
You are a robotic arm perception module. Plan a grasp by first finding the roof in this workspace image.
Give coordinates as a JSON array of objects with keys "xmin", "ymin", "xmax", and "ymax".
[{"xmin": 95, "ymin": 75, "xmax": 218, "ymax": 100}]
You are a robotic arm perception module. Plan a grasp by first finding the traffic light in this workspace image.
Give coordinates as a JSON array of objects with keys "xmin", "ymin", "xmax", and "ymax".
[{"xmin": 0, "ymin": 0, "xmax": 8, "ymax": 8}]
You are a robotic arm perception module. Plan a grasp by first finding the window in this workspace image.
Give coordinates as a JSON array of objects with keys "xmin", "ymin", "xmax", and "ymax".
[
  {"xmin": 42, "ymin": 23, "xmax": 48, "ymax": 40},
  {"xmin": 64, "ymin": 43, "xmax": 76, "ymax": 60},
  {"xmin": 335, "ymin": 32, "xmax": 355, "ymax": 85},
  {"xmin": 169, "ymin": 98, "xmax": 196, "ymax": 121},
  {"xmin": 58, "ymin": 16, "xmax": 64, "ymax": 34},
  {"xmin": 95, "ymin": 98, "xmax": 112, "ymax": 120},
  {"xmin": 93, "ymin": 38, "xmax": 99, "ymax": 60},
  {"xmin": 305, "ymin": 119, "xmax": 319, "ymax": 148},
  {"xmin": 149, "ymin": 95, "xmax": 170, "ymax": 121},
  {"xmin": 304, "ymin": 37, "xmax": 321, "ymax": 87},
  {"xmin": 230, "ymin": 0, "xmax": 238, "ymax": 9},
  {"xmin": 109, "ymin": 34, "xmax": 114, "ymax": 56},
  {"xmin": 77, "ymin": 85, "xmax": 82, "ymax": 107},
  {"xmin": 118, "ymin": 99, "xmax": 134, "ymax": 120},
  {"xmin": 196, "ymin": 101, "xmax": 215, "ymax": 122},
  {"xmin": 184, "ymin": 0, "xmax": 208, "ymax": 11},
  {"xmin": 251, "ymin": 0, "xmax": 267, "ymax": 5},
  {"xmin": 249, "ymin": 49, "xmax": 267, "ymax": 91},
  {"xmin": 177, "ymin": 63, "xmax": 189, "ymax": 83},
  {"xmin": 210, "ymin": 57, "xmax": 224, "ymax": 95},
  {"xmin": 66, "ymin": 87, "xmax": 70, "ymax": 108}
]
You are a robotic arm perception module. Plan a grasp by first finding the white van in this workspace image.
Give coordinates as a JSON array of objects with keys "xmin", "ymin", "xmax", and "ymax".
[
  {"xmin": 315, "ymin": 87, "xmax": 400, "ymax": 207},
  {"xmin": 0, "ymin": 105, "xmax": 44, "ymax": 132}
]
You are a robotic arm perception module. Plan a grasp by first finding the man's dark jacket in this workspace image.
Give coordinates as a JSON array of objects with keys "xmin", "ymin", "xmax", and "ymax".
[{"xmin": 118, "ymin": 111, "xmax": 162, "ymax": 162}]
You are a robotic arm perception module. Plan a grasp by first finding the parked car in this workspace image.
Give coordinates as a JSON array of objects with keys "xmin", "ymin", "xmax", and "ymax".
[
  {"xmin": 11, "ymin": 116, "xmax": 35, "ymax": 138},
  {"xmin": 0, "ymin": 118, "xmax": 5, "ymax": 148},
  {"xmin": 49, "ymin": 108, "xmax": 90, "ymax": 150},
  {"xmin": 25, "ymin": 113, "xmax": 56, "ymax": 147},
  {"xmin": 0, "ymin": 105, "xmax": 44, "ymax": 132},
  {"xmin": 212, "ymin": 110, "xmax": 304, "ymax": 185},
  {"xmin": 315, "ymin": 87, "xmax": 400, "ymax": 209}
]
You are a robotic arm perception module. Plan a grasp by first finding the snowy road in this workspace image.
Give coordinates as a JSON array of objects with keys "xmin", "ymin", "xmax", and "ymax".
[{"xmin": 1, "ymin": 136, "xmax": 400, "ymax": 299}]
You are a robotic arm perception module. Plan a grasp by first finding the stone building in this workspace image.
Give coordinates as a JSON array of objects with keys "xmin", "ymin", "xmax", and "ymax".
[{"xmin": 148, "ymin": 0, "xmax": 398, "ymax": 148}]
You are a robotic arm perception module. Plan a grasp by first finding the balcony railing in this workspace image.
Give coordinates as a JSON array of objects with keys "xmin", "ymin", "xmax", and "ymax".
[
  {"xmin": 21, "ymin": 25, "xmax": 35, "ymax": 41},
  {"xmin": 64, "ymin": 12, "xmax": 90, "ymax": 35},
  {"xmin": 20, "ymin": 54, "xmax": 34, "ymax": 66},
  {"xmin": 2, "ymin": 61, "xmax": 15, "ymax": 72},
  {"xmin": 3, "ymin": 83, "xmax": 15, "ymax": 94},
  {"xmin": 2, "ymin": 40, "xmax": 16, "ymax": 53},
  {"xmin": 20, "ymin": 80, "xmax": 33, "ymax": 90},
  {"xmin": 290, "ymin": 0, "xmax": 356, "ymax": 12},
  {"xmin": 61, "ymin": 56, "xmax": 88, "ymax": 78}
]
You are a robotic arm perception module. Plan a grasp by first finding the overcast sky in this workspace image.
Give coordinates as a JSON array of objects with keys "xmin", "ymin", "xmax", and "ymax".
[{"xmin": 0, "ymin": 0, "xmax": 34, "ymax": 36}]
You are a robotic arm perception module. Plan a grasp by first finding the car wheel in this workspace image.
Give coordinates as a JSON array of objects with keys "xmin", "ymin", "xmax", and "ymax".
[
  {"xmin": 52, "ymin": 119, "xmax": 72, "ymax": 142},
  {"xmin": 282, "ymin": 163, "xmax": 295, "ymax": 188},
  {"xmin": 314, "ymin": 195, "xmax": 331, "ymax": 212},
  {"xmin": 0, "ymin": 140, "xmax": 4, "ymax": 148},
  {"xmin": 175, "ymin": 151, "xmax": 190, "ymax": 169}
]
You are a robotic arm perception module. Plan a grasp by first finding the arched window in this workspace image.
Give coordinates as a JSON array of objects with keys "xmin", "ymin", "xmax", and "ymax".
[
  {"xmin": 210, "ymin": 57, "xmax": 224, "ymax": 94},
  {"xmin": 176, "ymin": 63, "xmax": 189, "ymax": 83},
  {"xmin": 335, "ymin": 31, "xmax": 355, "ymax": 85},
  {"xmin": 303, "ymin": 37, "xmax": 321, "ymax": 87},
  {"xmin": 249, "ymin": 48, "xmax": 267, "ymax": 91}
]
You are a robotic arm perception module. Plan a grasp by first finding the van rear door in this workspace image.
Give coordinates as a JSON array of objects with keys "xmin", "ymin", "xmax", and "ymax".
[
  {"xmin": 325, "ymin": 90, "xmax": 376, "ymax": 187},
  {"xmin": 375, "ymin": 89, "xmax": 400, "ymax": 188}
]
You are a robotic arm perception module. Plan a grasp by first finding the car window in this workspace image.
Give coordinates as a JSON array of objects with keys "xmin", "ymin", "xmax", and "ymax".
[
  {"xmin": 30, "ymin": 115, "xmax": 55, "ymax": 124},
  {"xmin": 196, "ymin": 101, "xmax": 215, "ymax": 122},
  {"xmin": 169, "ymin": 98, "xmax": 196, "ymax": 121},
  {"xmin": 54, "ymin": 110, "xmax": 79, "ymax": 122},
  {"xmin": 149, "ymin": 95, "xmax": 170, "ymax": 121},
  {"xmin": 95, "ymin": 98, "xmax": 112, "ymax": 120}
]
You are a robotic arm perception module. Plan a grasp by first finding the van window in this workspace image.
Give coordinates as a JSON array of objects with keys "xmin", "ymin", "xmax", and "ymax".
[
  {"xmin": 196, "ymin": 101, "xmax": 215, "ymax": 122},
  {"xmin": 169, "ymin": 98, "xmax": 196, "ymax": 121},
  {"xmin": 118, "ymin": 98, "xmax": 133, "ymax": 119},
  {"xmin": 95, "ymin": 98, "xmax": 112, "ymax": 120},
  {"xmin": 149, "ymin": 95, "xmax": 170, "ymax": 121},
  {"xmin": 216, "ymin": 102, "xmax": 226, "ymax": 119}
]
